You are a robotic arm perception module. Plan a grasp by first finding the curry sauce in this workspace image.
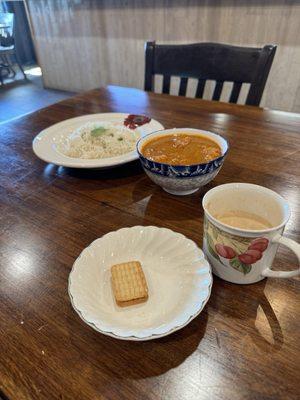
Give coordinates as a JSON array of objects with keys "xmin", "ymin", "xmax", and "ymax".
[{"xmin": 141, "ymin": 133, "xmax": 221, "ymax": 165}]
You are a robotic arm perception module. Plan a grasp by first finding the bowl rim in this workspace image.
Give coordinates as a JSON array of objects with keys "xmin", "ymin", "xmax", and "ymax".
[{"xmin": 136, "ymin": 127, "xmax": 229, "ymax": 168}]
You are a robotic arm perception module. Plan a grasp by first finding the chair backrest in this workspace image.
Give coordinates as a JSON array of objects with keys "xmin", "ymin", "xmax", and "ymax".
[
  {"xmin": 0, "ymin": 12, "xmax": 14, "ymax": 47},
  {"xmin": 144, "ymin": 41, "xmax": 276, "ymax": 106}
]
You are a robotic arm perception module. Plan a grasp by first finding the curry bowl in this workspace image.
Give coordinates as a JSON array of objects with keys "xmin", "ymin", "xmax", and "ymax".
[{"xmin": 137, "ymin": 128, "xmax": 229, "ymax": 195}]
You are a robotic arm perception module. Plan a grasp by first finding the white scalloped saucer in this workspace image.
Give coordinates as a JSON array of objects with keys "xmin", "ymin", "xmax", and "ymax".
[{"xmin": 68, "ymin": 226, "xmax": 212, "ymax": 341}]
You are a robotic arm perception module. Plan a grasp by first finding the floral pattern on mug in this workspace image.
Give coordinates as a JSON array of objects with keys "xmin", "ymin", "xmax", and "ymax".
[{"xmin": 204, "ymin": 217, "xmax": 269, "ymax": 275}]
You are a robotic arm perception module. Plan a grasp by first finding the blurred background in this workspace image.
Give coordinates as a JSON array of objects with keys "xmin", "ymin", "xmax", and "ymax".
[{"xmin": 1, "ymin": 0, "xmax": 299, "ymax": 123}]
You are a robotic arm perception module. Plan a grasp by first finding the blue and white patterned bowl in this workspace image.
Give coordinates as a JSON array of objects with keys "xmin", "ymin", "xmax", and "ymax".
[{"xmin": 137, "ymin": 128, "xmax": 229, "ymax": 195}]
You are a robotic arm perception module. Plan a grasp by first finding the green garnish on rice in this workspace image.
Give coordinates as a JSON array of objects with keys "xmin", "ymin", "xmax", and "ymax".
[
  {"xmin": 90, "ymin": 127, "xmax": 108, "ymax": 137},
  {"xmin": 61, "ymin": 121, "xmax": 140, "ymax": 159}
]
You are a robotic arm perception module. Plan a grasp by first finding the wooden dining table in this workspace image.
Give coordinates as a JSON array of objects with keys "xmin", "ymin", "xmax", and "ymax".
[{"xmin": 0, "ymin": 85, "xmax": 299, "ymax": 400}]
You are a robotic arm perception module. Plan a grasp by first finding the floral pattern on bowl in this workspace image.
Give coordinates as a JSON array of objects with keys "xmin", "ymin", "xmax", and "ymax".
[
  {"xmin": 204, "ymin": 217, "xmax": 269, "ymax": 275},
  {"xmin": 138, "ymin": 154, "xmax": 225, "ymax": 178}
]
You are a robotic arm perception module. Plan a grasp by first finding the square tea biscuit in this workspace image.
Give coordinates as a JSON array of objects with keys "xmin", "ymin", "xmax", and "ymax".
[{"xmin": 111, "ymin": 261, "xmax": 148, "ymax": 307}]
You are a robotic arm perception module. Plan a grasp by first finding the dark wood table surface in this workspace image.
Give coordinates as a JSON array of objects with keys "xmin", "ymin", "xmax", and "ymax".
[{"xmin": 0, "ymin": 86, "xmax": 299, "ymax": 400}]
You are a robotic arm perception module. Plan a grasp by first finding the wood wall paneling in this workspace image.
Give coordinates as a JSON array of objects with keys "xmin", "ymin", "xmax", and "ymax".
[{"xmin": 26, "ymin": 0, "xmax": 300, "ymax": 112}]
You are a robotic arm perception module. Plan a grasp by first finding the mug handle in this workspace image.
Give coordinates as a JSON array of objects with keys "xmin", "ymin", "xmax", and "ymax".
[{"xmin": 261, "ymin": 235, "xmax": 300, "ymax": 278}]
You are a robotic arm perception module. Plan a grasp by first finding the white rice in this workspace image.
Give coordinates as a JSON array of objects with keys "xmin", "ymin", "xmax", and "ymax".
[{"xmin": 59, "ymin": 121, "xmax": 140, "ymax": 159}]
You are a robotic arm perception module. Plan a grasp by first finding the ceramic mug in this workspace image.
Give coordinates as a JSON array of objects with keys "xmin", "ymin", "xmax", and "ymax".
[{"xmin": 202, "ymin": 183, "xmax": 300, "ymax": 284}]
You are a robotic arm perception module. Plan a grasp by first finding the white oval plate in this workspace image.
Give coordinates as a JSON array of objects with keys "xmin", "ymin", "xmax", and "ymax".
[
  {"xmin": 32, "ymin": 113, "xmax": 164, "ymax": 169},
  {"xmin": 68, "ymin": 226, "xmax": 212, "ymax": 341}
]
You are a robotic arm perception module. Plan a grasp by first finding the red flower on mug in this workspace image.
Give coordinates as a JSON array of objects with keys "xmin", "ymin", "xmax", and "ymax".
[
  {"xmin": 248, "ymin": 237, "xmax": 269, "ymax": 252},
  {"xmin": 215, "ymin": 244, "xmax": 236, "ymax": 259},
  {"xmin": 238, "ymin": 249, "xmax": 262, "ymax": 265},
  {"xmin": 124, "ymin": 114, "xmax": 151, "ymax": 129}
]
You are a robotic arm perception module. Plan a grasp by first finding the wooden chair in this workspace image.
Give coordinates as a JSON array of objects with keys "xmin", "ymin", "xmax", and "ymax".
[
  {"xmin": 0, "ymin": 12, "xmax": 26, "ymax": 85},
  {"xmin": 144, "ymin": 41, "xmax": 276, "ymax": 106}
]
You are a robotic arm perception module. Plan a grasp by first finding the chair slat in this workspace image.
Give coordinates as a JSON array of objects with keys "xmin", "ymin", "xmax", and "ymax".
[
  {"xmin": 162, "ymin": 75, "xmax": 171, "ymax": 94},
  {"xmin": 144, "ymin": 42, "xmax": 277, "ymax": 106},
  {"xmin": 229, "ymin": 82, "xmax": 242, "ymax": 103},
  {"xmin": 195, "ymin": 79, "xmax": 205, "ymax": 98},
  {"xmin": 144, "ymin": 41, "xmax": 155, "ymax": 91},
  {"xmin": 179, "ymin": 77, "xmax": 188, "ymax": 96},
  {"xmin": 212, "ymin": 81, "xmax": 224, "ymax": 101}
]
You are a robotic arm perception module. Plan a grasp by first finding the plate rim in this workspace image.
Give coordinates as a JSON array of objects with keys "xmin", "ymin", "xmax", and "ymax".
[
  {"xmin": 68, "ymin": 225, "xmax": 213, "ymax": 341},
  {"xmin": 32, "ymin": 113, "xmax": 164, "ymax": 169}
]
